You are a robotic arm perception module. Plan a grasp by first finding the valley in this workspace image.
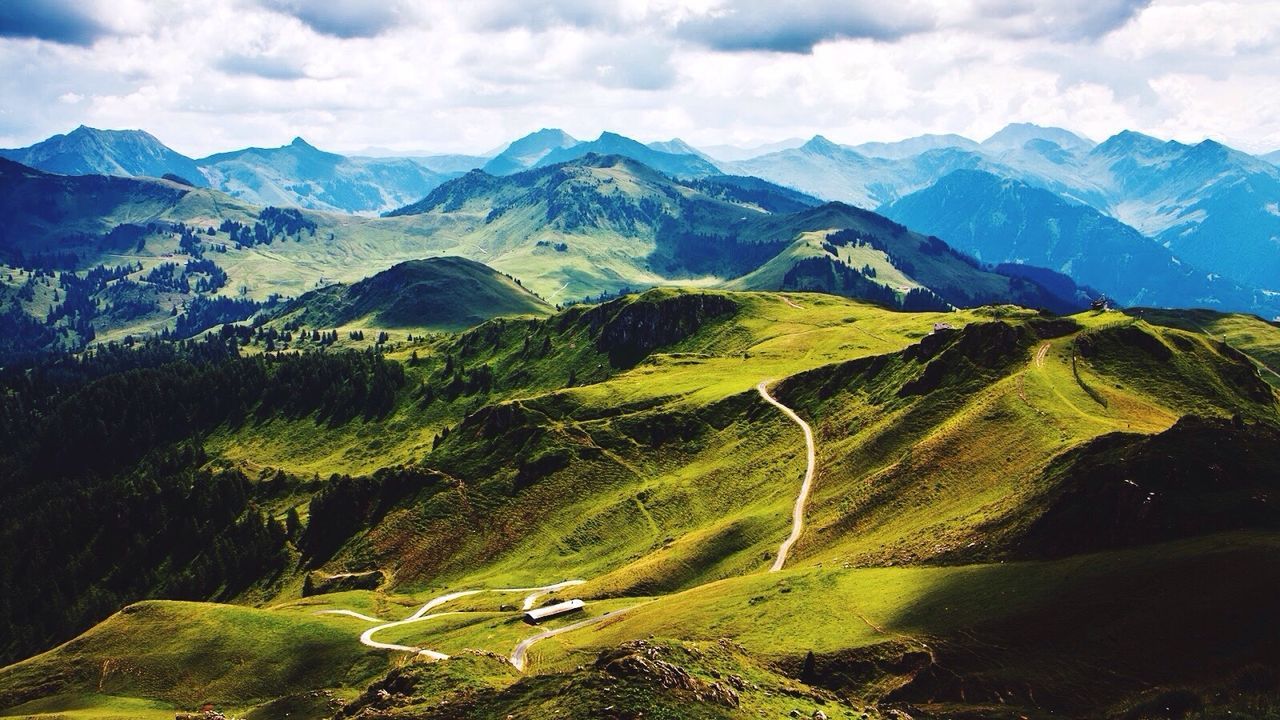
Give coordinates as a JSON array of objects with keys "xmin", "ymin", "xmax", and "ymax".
[
  {"xmin": 2, "ymin": 114, "xmax": 1279, "ymax": 720},
  {"xmin": 2, "ymin": 282, "xmax": 1277, "ymax": 719}
]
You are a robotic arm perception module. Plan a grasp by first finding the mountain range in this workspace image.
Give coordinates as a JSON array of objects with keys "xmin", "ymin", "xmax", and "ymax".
[
  {"xmin": 9, "ymin": 123, "xmax": 1280, "ymax": 300},
  {"xmin": 3, "ymin": 121, "xmax": 1280, "ymax": 352},
  {"xmin": 3, "ymin": 117, "xmax": 1280, "ymax": 720},
  {"xmin": 0, "ymin": 125, "xmax": 208, "ymax": 186},
  {"xmin": 882, "ymin": 169, "xmax": 1277, "ymax": 315}
]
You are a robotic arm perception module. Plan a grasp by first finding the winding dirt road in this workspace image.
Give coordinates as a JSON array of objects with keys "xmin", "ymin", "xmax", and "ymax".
[
  {"xmin": 321, "ymin": 580, "xmax": 586, "ymax": 661},
  {"xmin": 757, "ymin": 380, "xmax": 817, "ymax": 572},
  {"xmin": 319, "ymin": 380, "xmax": 821, "ymax": 670}
]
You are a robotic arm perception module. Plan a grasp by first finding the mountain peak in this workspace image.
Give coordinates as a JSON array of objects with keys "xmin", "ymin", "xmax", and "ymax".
[
  {"xmin": 290, "ymin": 136, "xmax": 316, "ymax": 149},
  {"xmin": 1091, "ymin": 129, "xmax": 1170, "ymax": 157},
  {"xmin": 802, "ymin": 135, "xmax": 844, "ymax": 154},
  {"xmin": 982, "ymin": 123, "xmax": 1093, "ymax": 153}
]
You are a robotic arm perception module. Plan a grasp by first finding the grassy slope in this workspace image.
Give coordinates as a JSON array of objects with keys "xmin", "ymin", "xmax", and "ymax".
[
  {"xmin": 268, "ymin": 256, "xmax": 553, "ymax": 332},
  {"xmin": 543, "ymin": 532, "xmax": 1280, "ymax": 714},
  {"xmin": 3, "ymin": 294, "xmax": 1278, "ymax": 719},
  {"xmin": 0, "ymin": 601, "xmax": 386, "ymax": 718}
]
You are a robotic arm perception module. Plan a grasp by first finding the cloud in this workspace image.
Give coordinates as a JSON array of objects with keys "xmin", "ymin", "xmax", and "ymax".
[
  {"xmin": 217, "ymin": 52, "xmax": 310, "ymax": 80},
  {"xmin": 0, "ymin": 0, "xmax": 110, "ymax": 46},
  {"xmin": 585, "ymin": 37, "xmax": 677, "ymax": 91},
  {"xmin": 967, "ymin": 0, "xmax": 1152, "ymax": 42},
  {"xmin": 257, "ymin": 0, "xmax": 409, "ymax": 39},
  {"xmin": 466, "ymin": 0, "xmax": 626, "ymax": 33},
  {"xmin": 675, "ymin": 1, "xmax": 937, "ymax": 53}
]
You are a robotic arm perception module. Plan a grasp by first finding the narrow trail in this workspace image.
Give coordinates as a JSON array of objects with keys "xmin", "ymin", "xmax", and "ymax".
[
  {"xmin": 508, "ymin": 601, "xmax": 651, "ymax": 671},
  {"xmin": 319, "ymin": 379, "xmax": 820, "ymax": 670},
  {"xmin": 321, "ymin": 581, "xmax": 586, "ymax": 662},
  {"xmin": 778, "ymin": 293, "xmax": 804, "ymax": 310},
  {"xmin": 1034, "ymin": 341, "xmax": 1051, "ymax": 368},
  {"xmin": 757, "ymin": 379, "xmax": 817, "ymax": 572}
]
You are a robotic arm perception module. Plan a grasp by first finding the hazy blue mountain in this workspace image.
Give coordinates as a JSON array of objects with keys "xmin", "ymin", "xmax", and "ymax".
[
  {"xmin": 1263, "ymin": 149, "xmax": 1280, "ymax": 165},
  {"xmin": 0, "ymin": 126, "xmax": 207, "ymax": 186},
  {"xmin": 409, "ymin": 154, "xmax": 490, "ymax": 174},
  {"xmin": 534, "ymin": 131, "xmax": 722, "ymax": 177},
  {"xmin": 730, "ymin": 135, "xmax": 990, "ymax": 208},
  {"xmin": 482, "ymin": 129, "xmax": 579, "ymax": 175},
  {"xmin": 882, "ymin": 169, "xmax": 1280, "ymax": 317},
  {"xmin": 854, "ymin": 133, "xmax": 979, "ymax": 159},
  {"xmin": 197, "ymin": 137, "xmax": 452, "ymax": 214},
  {"xmin": 647, "ymin": 138, "xmax": 714, "ymax": 161},
  {"xmin": 981, "ymin": 122, "xmax": 1095, "ymax": 154},
  {"xmin": 389, "ymin": 153, "xmax": 1081, "ymax": 312},
  {"xmin": 1082, "ymin": 132, "xmax": 1280, "ymax": 291},
  {"xmin": 698, "ymin": 138, "xmax": 806, "ymax": 162}
]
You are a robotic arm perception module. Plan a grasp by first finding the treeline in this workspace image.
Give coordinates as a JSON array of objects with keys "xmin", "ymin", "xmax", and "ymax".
[
  {"xmin": 0, "ymin": 445, "xmax": 290, "ymax": 665},
  {"xmin": 171, "ymin": 295, "xmax": 262, "ymax": 339},
  {"xmin": 0, "ymin": 338, "xmax": 408, "ymax": 663},
  {"xmin": 218, "ymin": 207, "xmax": 317, "ymax": 248}
]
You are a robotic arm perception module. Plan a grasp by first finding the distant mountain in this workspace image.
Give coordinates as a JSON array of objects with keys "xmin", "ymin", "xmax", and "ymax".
[
  {"xmin": 273, "ymin": 256, "xmax": 552, "ymax": 331},
  {"xmin": 854, "ymin": 133, "xmax": 980, "ymax": 159},
  {"xmin": 482, "ymin": 129, "xmax": 579, "ymax": 175},
  {"xmin": 387, "ymin": 153, "xmax": 791, "ymax": 287},
  {"xmin": 724, "ymin": 201, "xmax": 1085, "ymax": 313},
  {"xmin": 534, "ymin": 132, "xmax": 722, "ymax": 177},
  {"xmin": 1081, "ymin": 132, "xmax": 1280, "ymax": 290},
  {"xmin": 1263, "ymin": 150, "xmax": 1280, "ymax": 166},
  {"xmin": 409, "ymin": 154, "xmax": 490, "ymax": 174},
  {"xmin": 388, "ymin": 154, "xmax": 1075, "ymax": 310},
  {"xmin": 730, "ymin": 135, "xmax": 989, "ymax": 208},
  {"xmin": 0, "ymin": 126, "xmax": 207, "ymax": 187},
  {"xmin": 982, "ymin": 122, "xmax": 1095, "ymax": 154},
  {"xmin": 0, "ymin": 157, "xmax": 210, "ymax": 257},
  {"xmin": 646, "ymin": 138, "xmax": 714, "ymax": 160},
  {"xmin": 700, "ymin": 138, "xmax": 807, "ymax": 163},
  {"xmin": 197, "ymin": 137, "xmax": 453, "ymax": 214},
  {"xmin": 882, "ymin": 170, "xmax": 1280, "ymax": 317}
]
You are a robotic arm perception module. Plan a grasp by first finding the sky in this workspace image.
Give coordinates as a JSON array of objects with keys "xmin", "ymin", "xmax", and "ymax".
[{"xmin": 2, "ymin": 0, "xmax": 1279, "ymax": 156}]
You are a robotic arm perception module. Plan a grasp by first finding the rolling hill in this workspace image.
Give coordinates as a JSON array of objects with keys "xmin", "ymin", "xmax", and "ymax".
[
  {"xmin": 0, "ymin": 126, "xmax": 208, "ymax": 187},
  {"xmin": 273, "ymin": 257, "xmax": 552, "ymax": 331},
  {"xmin": 0, "ymin": 151, "xmax": 1089, "ymax": 365},
  {"xmin": 1, "ymin": 287, "xmax": 1277, "ymax": 719}
]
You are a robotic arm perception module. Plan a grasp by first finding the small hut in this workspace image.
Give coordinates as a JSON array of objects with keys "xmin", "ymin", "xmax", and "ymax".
[{"xmin": 523, "ymin": 598, "xmax": 585, "ymax": 624}]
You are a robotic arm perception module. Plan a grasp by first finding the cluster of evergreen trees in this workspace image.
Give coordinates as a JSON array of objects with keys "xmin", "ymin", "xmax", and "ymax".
[
  {"xmin": 0, "ymin": 337, "xmax": 408, "ymax": 664},
  {"xmin": 217, "ymin": 207, "xmax": 317, "ymax": 248}
]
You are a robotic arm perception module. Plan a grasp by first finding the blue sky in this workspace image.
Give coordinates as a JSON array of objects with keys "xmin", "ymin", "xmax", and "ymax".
[{"xmin": 2, "ymin": 0, "xmax": 1278, "ymax": 155}]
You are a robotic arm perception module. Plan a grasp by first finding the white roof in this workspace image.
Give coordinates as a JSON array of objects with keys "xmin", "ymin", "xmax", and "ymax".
[{"xmin": 523, "ymin": 598, "xmax": 585, "ymax": 621}]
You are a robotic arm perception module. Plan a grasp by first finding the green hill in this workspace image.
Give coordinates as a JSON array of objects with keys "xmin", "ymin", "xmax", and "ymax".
[
  {"xmin": 0, "ymin": 154, "xmax": 1073, "ymax": 365},
  {"xmin": 725, "ymin": 202, "xmax": 1088, "ymax": 312},
  {"xmin": 2, "ymin": 288, "xmax": 1278, "ymax": 719},
  {"xmin": 272, "ymin": 257, "xmax": 552, "ymax": 331}
]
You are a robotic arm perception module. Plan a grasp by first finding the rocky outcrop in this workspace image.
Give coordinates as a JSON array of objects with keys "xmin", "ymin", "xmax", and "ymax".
[
  {"xmin": 302, "ymin": 569, "xmax": 386, "ymax": 596},
  {"xmin": 595, "ymin": 641, "xmax": 740, "ymax": 708}
]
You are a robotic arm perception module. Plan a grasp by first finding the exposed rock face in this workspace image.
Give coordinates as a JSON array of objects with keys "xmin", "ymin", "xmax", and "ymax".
[
  {"xmin": 595, "ymin": 641, "xmax": 740, "ymax": 708},
  {"xmin": 302, "ymin": 569, "xmax": 386, "ymax": 596}
]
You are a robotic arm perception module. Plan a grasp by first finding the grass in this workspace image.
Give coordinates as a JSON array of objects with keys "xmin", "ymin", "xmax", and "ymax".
[
  {"xmin": 0, "ymin": 601, "xmax": 388, "ymax": 718},
  {"xmin": 538, "ymin": 532, "xmax": 1280, "ymax": 713},
  {"xmin": 5, "ymin": 291, "xmax": 1280, "ymax": 718}
]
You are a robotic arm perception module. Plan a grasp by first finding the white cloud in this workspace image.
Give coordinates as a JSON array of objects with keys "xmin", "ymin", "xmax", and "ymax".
[{"xmin": 0, "ymin": 0, "xmax": 1278, "ymax": 155}]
